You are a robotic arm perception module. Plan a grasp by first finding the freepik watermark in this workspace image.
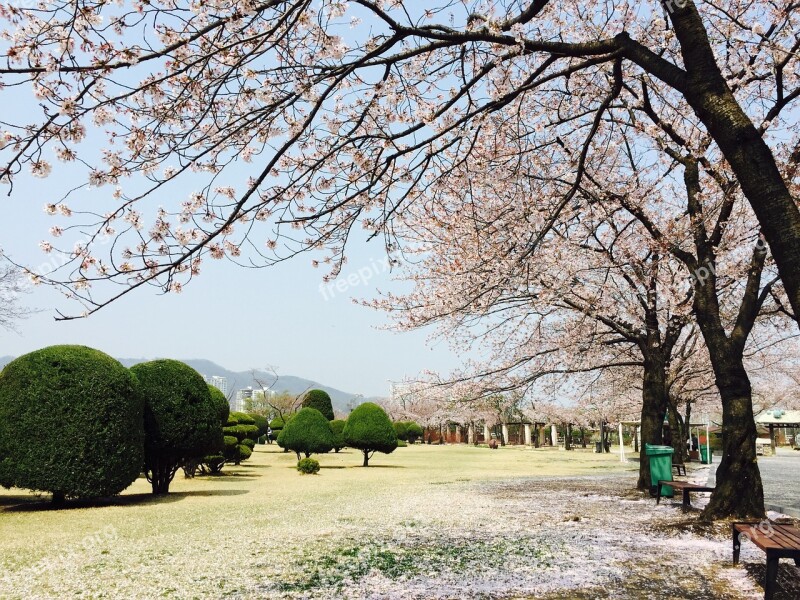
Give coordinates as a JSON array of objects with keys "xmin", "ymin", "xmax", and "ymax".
[
  {"xmin": 661, "ymin": 0, "xmax": 688, "ymax": 14},
  {"xmin": 318, "ymin": 255, "xmax": 391, "ymax": 301},
  {"xmin": 690, "ymin": 238, "xmax": 767, "ymax": 287}
]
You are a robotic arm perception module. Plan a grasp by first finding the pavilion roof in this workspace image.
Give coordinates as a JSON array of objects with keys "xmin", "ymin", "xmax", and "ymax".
[{"xmin": 755, "ymin": 409, "xmax": 800, "ymax": 427}]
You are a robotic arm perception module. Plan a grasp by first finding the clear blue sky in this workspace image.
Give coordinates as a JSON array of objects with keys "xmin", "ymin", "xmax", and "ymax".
[{"xmin": 0, "ymin": 183, "xmax": 462, "ymax": 398}]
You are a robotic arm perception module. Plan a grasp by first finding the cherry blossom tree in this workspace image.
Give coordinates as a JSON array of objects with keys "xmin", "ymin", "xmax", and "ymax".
[{"xmin": 0, "ymin": 1, "xmax": 797, "ymax": 329}]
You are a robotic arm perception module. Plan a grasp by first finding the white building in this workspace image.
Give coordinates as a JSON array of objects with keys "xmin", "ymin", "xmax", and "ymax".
[{"xmin": 209, "ymin": 376, "xmax": 228, "ymax": 397}]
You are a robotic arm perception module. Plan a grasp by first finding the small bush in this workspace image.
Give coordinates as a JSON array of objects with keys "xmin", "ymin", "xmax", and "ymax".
[
  {"xmin": 241, "ymin": 438, "xmax": 256, "ymax": 449},
  {"xmin": 200, "ymin": 454, "xmax": 225, "ymax": 475},
  {"xmin": 297, "ymin": 458, "xmax": 320, "ymax": 475},
  {"xmin": 238, "ymin": 445, "xmax": 252, "ymax": 460},
  {"xmin": 397, "ymin": 439, "xmax": 408, "ymax": 447}
]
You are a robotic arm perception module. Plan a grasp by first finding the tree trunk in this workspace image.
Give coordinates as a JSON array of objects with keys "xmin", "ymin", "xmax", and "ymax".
[
  {"xmin": 295, "ymin": 451, "xmax": 301, "ymax": 460},
  {"xmin": 51, "ymin": 491, "xmax": 65, "ymax": 506},
  {"xmin": 667, "ymin": 403, "xmax": 687, "ymax": 465},
  {"xmin": 701, "ymin": 364, "xmax": 765, "ymax": 520},
  {"xmin": 362, "ymin": 450, "xmax": 370, "ymax": 467},
  {"xmin": 565, "ymin": 424, "xmax": 572, "ymax": 451},
  {"xmin": 664, "ymin": 3, "xmax": 800, "ymax": 326},
  {"xmin": 638, "ymin": 355, "xmax": 668, "ymax": 492}
]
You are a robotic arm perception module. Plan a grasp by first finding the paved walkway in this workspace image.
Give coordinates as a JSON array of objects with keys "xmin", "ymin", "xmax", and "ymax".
[{"xmin": 707, "ymin": 447, "xmax": 800, "ymax": 517}]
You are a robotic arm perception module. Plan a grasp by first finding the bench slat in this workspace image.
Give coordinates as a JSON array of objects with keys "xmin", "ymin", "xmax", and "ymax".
[
  {"xmin": 734, "ymin": 523, "xmax": 800, "ymax": 551},
  {"xmin": 769, "ymin": 528, "xmax": 800, "ymax": 551}
]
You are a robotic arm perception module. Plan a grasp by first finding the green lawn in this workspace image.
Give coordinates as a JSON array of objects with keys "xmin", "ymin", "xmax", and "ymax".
[{"xmin": 0, "ymin": 445, "xmax": 761, "ymax": 599}]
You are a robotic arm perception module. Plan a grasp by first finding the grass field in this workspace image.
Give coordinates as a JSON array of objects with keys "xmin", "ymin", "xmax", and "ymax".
[{"xmin": 0, "ymin": 444, "xmax": 770, "ymax": 599}]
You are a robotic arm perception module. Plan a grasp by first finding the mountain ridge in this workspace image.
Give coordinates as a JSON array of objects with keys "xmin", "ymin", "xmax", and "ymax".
[{"xmin": 0, "ymin": 355, "xmax": 376, "ymax": 413}]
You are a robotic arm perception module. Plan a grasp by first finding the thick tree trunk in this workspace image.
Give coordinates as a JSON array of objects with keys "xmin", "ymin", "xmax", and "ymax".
[
  {"xmin": 701, "ymin": 364, "xmax": 765, "ymax": 520},
  {"xmin": 638, "ymin": 355, "xmax": 668, "ymax": 492},
  {"xmin": 362, "ymin": 450, "xmax": 370, "ymax": 467},
  {"xmin": 664, "ymin": 3, "xmax": 800, "ymax": 326},
  {"xmin": 580, "ymin": 427, "xmax": 586, "ymax": 449},
  {"xmin": 565, "ymin": 424, "xmax": 572, "ymax": 450}
]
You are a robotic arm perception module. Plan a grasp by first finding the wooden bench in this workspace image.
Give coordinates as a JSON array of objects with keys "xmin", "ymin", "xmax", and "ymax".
[
  {"xmin": 733, "ymin": 521, "xmax": 800, "ymax": 600},
  {"xmin": 672, "ymin": 462, "xmax": 686, "ymax": 476},
  {"xmin": 656, "ymin": 480, "xmax": 714, "ymax": 507}
]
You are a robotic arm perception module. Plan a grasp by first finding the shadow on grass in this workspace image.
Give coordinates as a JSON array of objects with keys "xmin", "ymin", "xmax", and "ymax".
[
  {"xmin": 1, "ymin": 488, "xmax": 249, "ymax": 512},
  {"xmin": 193, "ymin": 472, "xmax": 261, "ymax": 479}
]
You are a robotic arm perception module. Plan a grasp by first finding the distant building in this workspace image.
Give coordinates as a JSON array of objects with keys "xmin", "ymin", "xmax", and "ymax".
[{"xmin": 209, "ymin": 376, "xmax": 228, "ymax": 397}]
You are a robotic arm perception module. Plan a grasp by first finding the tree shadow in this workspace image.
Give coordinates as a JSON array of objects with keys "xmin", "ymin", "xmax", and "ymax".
[
  {"xmin": 355, "ymin": 465, "xmax": 406, "ymax": 469},
  {"xmin": 0, "ymin": 488, "xmax": 249, "ymax": 512},
  {"xmin": 194, "ymin": 472, "xmax": 261, "ymax": 479}
]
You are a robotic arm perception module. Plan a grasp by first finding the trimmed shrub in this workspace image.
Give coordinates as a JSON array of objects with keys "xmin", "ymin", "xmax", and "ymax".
[
  {"xmin": 397, "ymin": 439, "xmax": 408, "ymax": 447},
  {"xmin": 248, "ymin": 413, "xmax": 269, "ymax": 440},
  {"xmin": 208, "ymin": 385, "xmax": 230, "ymax": 426},
  {"xmin": 343, "ymin": 403, "xmax": 398, "ymax": 466},
  {"xmin": 302, "ymin": 389, "xmax": 335, "ymax": 421},
  {"xmin": 0, "ymin": 345, "xmax": 144, "ymax": 503},
  {"xmin": 297, "ymin": 458, "xmax": 320, "ymax": 475},
  {"xmin": 200, "ymin": 454, "xmax": 225, "ymax": 475},
  {"xmin": 330, "ymin": 419, "xmax": 346, "ymax": 452},
  {"xmin": 230, "ymin": 411, "xmax": 255, "ymax": 425},
  {"xmin": 130, "ymin": 360, "xmax": 220, "ymax": 494},
  {"xmin": 278, "ymin": 408, "xmax": 335, "ymax": 459},
  {"xmin": 405, "ymin": 422, "xmax": 424, "ymax": 444},
  {"xmin": 222, "ymin": 414, "xmax": 259, "ymax": 465},
  {"xmin": 393, "ymin": 421, "xmax": 409, "ymax": 441},
  {"xmin": 197, "ymin": 386, "xmax": 230, "ymax": 475}
]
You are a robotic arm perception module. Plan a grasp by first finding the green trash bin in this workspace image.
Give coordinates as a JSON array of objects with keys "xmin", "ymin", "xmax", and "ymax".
[
  {"xmin": 700, "ymin": 444, "xmax": 712, "ymax": 464},
  {"xmin": 645, "ymin": 444, "xmax": 674, "ymax": 497}
]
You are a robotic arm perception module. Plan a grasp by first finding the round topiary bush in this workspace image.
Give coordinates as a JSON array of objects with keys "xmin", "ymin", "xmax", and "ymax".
[
  {"xmin": 130, "ymin": 360, "xmax": 220, "ymax": 494},
  {"xmin": 296, "ymin": 457, "xmax": 320, "ymax": 475},
  {"xmin": 393, "ymin": 421, "xmax": 409, "ymax": 441},
  {"xmin": 278, "ymin": 407, "xmax": 335, "ymax": 459},
  {"xmin": 329, "ymin": 419, "xmax": 346, "ymax": 452},
  {"xmin": 301, "ymin": 389, "xmax": 335, "ymax": 421},
  {"xmin": 405, "ymin": 422, "xmax": 424, "ymax": 444},
  {"xmin": 0, "ymin": 345, "xmax": 144, "ymax": 503},
  {"xmin": 343, "ymin": 403, "xmax": 398, "ymax": 466},
  {"xmin": 208, "ymin": 385, "xmax": 230, "ymax": 426}
]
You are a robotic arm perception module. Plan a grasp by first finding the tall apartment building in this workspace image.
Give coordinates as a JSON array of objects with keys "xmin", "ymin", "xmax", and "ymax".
[{"xmin": 208, "ymin": 375, "xmax": 228, "ymax": 397}]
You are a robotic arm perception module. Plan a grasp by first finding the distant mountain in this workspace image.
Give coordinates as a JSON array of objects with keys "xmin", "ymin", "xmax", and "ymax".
[{"xmin": 0, "ymin": 355, "xmax": 372, "ymax": 414}]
